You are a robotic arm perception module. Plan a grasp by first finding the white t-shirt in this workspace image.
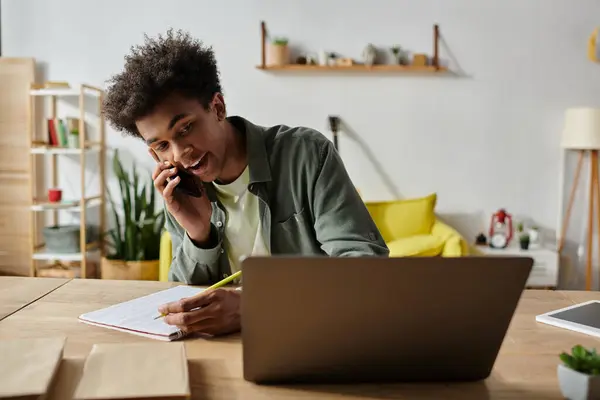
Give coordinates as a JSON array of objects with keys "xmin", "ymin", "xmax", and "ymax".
[{"xmin": 213, "ymin": 166, "xmax": 270, "ymax": 277}]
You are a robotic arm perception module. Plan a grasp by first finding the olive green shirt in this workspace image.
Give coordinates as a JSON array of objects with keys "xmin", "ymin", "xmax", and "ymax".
[{"xmin": 166, "ymin": 116, "xmax": 389, "ymax": 284}]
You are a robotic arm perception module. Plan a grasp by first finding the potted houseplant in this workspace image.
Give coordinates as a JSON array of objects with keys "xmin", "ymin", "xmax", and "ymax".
[
  {"xmin": 102, "ymin": 149, "xmax": 165, "ymax": 280},
  {"xmin": 558, "ymin": 345, "xmax": 600, "ymax": 399},
  {"xmin": 267, "ymin": 36, "xmax": 290, "ymax": 66},
  {"xmin": 519, "ymin": 232, "xmax": 530, "ymax": 250},
  {"xmin": 515, "ymin": 222, "xmax": 529, "ymax": 250}
]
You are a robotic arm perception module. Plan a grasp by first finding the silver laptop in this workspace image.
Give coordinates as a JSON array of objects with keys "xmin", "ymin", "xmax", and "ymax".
[{"xmin": 240, "ymin": 256, "xmax": 533, "ymax": 384}]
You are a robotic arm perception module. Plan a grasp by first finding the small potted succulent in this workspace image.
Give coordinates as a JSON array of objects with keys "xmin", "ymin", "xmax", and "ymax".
[
  {"xmin": 267, "ymin": 36, "xmax": 290, "ymax": 66},
  {"xmin": 558, "ymin": 345, "xmax": 600, "ymax": 400},
  {"xmin": 519, "ymin": 232, "xmax": 530, "ymax": 250},
  {"xmin": 515, "ymin": 222, "xmax": 529, "ymax": 250}
]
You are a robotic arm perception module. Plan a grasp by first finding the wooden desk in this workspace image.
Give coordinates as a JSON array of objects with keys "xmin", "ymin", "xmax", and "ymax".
[
  {"xmin": 0, "ymin": 276, "xmax": 69, "ymax": 321},
  {"xmin": 1, "ymin": 279, "xmax": 600, "ymax": 399}
]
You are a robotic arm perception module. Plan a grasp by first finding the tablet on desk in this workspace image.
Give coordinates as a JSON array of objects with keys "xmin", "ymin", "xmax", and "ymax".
[{"xmin": 536, "ymin": 300, "xmax": 600, "ymax": 338}]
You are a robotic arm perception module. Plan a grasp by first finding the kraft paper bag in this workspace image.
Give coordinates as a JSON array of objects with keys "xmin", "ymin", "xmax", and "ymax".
[
  {"xmin": 0, "ymin": 337, "xmax": 66, "ymax": 399},
  {"xmin": 73, "ymin": 342, "xmax": 190, "ymax": 400}
]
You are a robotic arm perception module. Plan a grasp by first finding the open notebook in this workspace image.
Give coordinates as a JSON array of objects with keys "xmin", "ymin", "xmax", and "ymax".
[{"xmin": 78, "ymin": 285, "xmax": 204, "ymax": 341}]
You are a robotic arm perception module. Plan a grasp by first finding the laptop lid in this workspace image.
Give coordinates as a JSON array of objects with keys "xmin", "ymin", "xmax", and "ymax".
[{"xmin": 241, "ymin": 256, "xmax": 532, "ymax": 384}]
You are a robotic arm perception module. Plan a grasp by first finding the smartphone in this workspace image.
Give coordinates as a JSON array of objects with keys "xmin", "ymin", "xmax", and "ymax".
[
  {"xmin": 173, "ymin": 168, "xmax": 203, "ymax": 198},
  {"xmin": 149, "ymin": 149, "xmax": 203, "ymax": 198}
]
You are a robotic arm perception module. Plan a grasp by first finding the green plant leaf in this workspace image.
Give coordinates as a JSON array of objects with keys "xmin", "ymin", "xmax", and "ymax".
[
  {"xmin": 573, "ymin": 345, "xmax": 587, "ymax": 359},
  {"xmin": 105, "ymin": 150, "xmax": 166, "ymax": 262}
]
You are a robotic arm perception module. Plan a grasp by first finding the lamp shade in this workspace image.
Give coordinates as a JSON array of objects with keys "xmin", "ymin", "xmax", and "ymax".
[{"xmin": 562, "ymin": 107, "xmax": 600, "ymax": 149}]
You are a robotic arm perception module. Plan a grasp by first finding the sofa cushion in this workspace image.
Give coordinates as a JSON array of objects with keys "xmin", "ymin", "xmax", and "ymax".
[
  {"xmin": 365, "ymin": 193, "xmax": 437, "ymax": 242},
  {"xmin": 387, "ymin": 235, "xmax": 445, "ymax": 257}
]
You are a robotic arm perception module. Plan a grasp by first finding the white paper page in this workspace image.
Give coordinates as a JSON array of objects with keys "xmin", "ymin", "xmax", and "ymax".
[{"xmin": 78, "ymin": 285, "xmax": 204, "ymax": 340}]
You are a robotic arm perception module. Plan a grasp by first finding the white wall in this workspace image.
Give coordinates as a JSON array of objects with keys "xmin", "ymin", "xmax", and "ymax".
[{"xmin": 4, "ymin": 0, "xmax": 600, "ymax": 285}]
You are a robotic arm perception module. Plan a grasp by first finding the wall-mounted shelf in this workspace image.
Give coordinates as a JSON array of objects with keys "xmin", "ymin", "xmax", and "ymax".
[
  {"xmin": 256, "ymin": 65, "xmax": 447, "ymax": 73},
  {"xmin": 256, "ymin": 21, "xmax": 447, "ymax": 74}
]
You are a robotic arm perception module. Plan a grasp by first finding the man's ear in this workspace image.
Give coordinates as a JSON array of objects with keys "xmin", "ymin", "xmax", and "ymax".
[{"xmin": 212, "ymin": 93, "xmax": 226, "ymax": 121}]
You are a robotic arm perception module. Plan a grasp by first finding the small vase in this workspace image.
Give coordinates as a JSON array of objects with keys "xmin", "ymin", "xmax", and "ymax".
[
  {"xmin": 362, "ymin": 44, "xmax": 377, "ymax": 66},
  {"xmin": 528, "ymin": 228, "xmax": 540, "ymax": 247},
  {"xmin": 558, "ymin": 364, "xmax": 600, "ymax": 400},
  {"xmin": 267, "ymin": 44, "xmax": 289, "ymax": 66}
]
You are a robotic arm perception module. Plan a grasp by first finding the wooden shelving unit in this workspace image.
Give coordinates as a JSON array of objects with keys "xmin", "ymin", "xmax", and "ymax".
[
  {"xmin": 256, "ymin": 21, "xmax": 447, "ymax": 73},
  {"xmin": 27, "ymin": 83, "xmax": 106, "ymax": 279}
]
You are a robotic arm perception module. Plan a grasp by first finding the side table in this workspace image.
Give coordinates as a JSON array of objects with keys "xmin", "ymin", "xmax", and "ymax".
[{"xmin": 475, "ymin": 244, "xmax": 559, "ymax": 289}]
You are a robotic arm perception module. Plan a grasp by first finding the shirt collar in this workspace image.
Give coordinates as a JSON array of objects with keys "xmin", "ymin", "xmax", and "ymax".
[
  {"xmin": 205, "ymin": 116, "xmax": 271, "ymax": 202},
  {"xmin": 227, "ymin": 116, "xmax": 272, "ymax": 184}
]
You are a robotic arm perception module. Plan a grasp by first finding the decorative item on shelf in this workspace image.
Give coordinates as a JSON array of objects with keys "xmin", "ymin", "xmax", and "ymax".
[
  {"xmin": 306, "ymin": 54, "xmax": 318, "ymax": 65},
  {"xmin": 102, "ymin": 149, "xmax": 165, "ymax": 281},
  {"xmin": 31, "ymin": 81, "xmax": 71, "ymax": 90},
  {"xmin": 390, "ymin": 45, "xmax": 403, "ymax": 64},
  {"xmin": 519, "ymin": 231, "xmax": 530, "ymax": 250},
  {"xmin": 362, "ymin": 44, "xmax": 377, "ymax": 66},
  {"xmin": 336, "ymin": 57, "xmax": 354, "ymax": 67},
  {"xmin": 588, "ymin": 28, "xmax": 600, "ymax": 62},
  {"xmin": 318, "ymin": 50, "xmax": 329, "ymax": 66},
  {"xmin": 489, "ymin": 208, "xmax": 513, "ymax": 249},
  {"xmin": 68, "ymin": 128, "xmax": 79, "ymax": 148},
  {"xmin": 267, "ymin": 36, "xmax": 290, "ymax": 66},
  {"xmin": 44, "ymin": 81, "xmax": 70, "ymax": 88},
  {"xmin": 43, "ymin": 225, "xmax": 93, "ymax": 254},
  {"xmin": 47, "ymin": 188, "xmax": 62, "ymax": 203},
  {"xmin": 37, "ymin": 260, "xmax": 98, "ymax": 279},
  {"xmin": 295, "ymin": 55, "xmax": 307, "ymax": 65},
  {"xmin": 528, "ymin": 225, "xmax": 540, "ymax": 248},
  {"xmin": 412, "ymin": 54, "xmax": 429, "ymax": 67},
  {"xmin": 327, "ymin": 52, "xmax": 338, "ymax": 66},
  {"xmin": 558, "ymin": 344, "xmax": 600, "ymax": 400},
  {"xmin": 475, "ymin": 233, "xmax": 487, "ymax": 246}
]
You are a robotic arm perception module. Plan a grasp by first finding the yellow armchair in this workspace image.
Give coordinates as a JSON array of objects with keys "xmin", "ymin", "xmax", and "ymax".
[
  {"xmin": 159, "ymin": 230, "xmax": 172, "ymax": 282},
  {"xmin": 364, "ymin": 193, "xmax": 469, "ymax": 258}
]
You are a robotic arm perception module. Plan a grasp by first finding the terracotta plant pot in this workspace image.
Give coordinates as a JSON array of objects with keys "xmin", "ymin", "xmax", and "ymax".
[
  {"xmin": 558, "ymin": 364, "xmax": 600, "ymax": 400},
  {"xmin": 267, "ymin": 44, "xmax": 289, "ymax": 66},
  {"xmin": 101, "ymin": 257, "xmax": 159, "ymax": 281}
]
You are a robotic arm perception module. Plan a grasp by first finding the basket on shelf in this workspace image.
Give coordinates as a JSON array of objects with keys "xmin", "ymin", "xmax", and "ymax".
[{"xmin": 42, "ymin": 225, "xmax": 94, "ymax": 253}]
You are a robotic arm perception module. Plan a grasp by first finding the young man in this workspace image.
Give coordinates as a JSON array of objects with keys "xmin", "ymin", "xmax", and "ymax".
[{"xmin": 103, "ymin": 30, "xmax": 388, "ymax": 336}]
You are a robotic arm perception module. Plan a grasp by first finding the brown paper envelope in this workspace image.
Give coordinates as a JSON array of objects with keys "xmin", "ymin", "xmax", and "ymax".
[
  {"xmin": 73, "ymin": 342, "xmax": 190, "ymax": 400},
  {"xmin": 0, "ymin": 337, "xmax": 66, "ymax": 399}
]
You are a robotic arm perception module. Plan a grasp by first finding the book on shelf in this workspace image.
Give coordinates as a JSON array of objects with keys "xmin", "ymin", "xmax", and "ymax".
[{"xmin": 46, "ymin": 117, "xmax": 79, "ymax": 147}]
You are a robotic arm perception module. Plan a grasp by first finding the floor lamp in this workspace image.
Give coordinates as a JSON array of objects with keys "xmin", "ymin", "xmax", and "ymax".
[{"xmin": 558, "ymin": 107, "xmax": 600, "ymax": 290}]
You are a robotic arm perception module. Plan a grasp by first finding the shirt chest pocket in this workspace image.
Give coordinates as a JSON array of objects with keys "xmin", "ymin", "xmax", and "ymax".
[{"xmin": 271, "ymin": 208, "xmax": 319, "ymax": 254}]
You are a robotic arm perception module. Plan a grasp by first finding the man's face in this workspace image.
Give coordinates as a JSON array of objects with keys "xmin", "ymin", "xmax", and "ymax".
[{"xmin": 136, "ymin": 92, "xmax": 228, "ymax": 182}]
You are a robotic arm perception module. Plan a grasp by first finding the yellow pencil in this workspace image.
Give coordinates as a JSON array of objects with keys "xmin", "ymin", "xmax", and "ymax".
[{"xmin": 154, "ymin": 270, "xmax": 242, "ymax": 319}]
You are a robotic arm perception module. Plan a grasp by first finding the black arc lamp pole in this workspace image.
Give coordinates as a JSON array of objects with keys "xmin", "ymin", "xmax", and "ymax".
[{"xmin": 328, "ymin": 115, "xmax": 340, "ymax": 152}]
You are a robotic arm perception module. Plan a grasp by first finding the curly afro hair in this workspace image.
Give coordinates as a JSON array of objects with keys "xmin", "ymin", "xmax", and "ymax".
[{"xmin": 103, "ymin": 29, "xmax": 223, "ymax": 138}]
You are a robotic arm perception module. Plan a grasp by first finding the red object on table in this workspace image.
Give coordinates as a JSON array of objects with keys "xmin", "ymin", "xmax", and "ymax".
[{"xmin": 48, "ymin": 188, "xmax": 62, "ymax": 203}]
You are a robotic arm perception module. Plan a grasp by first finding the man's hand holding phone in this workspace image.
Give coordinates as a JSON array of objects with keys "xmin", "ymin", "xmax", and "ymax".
[{"xmin": 150, "ymin": 150, "xmax": 213, "ymax": 246}]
